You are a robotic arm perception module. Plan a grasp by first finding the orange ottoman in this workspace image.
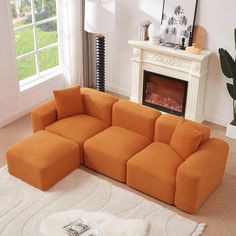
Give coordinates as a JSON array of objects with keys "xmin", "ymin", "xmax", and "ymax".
[{"xmin": 6, "ymin": 130, "xmax": 80, "ymax": 191}]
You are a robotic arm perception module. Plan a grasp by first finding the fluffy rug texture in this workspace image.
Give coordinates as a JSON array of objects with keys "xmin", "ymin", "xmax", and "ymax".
[
  {"xmin": 0, "ymin": 166, "xmax": 205, "ymax": 236},
  {"xmin": 40, "ymin": 209, "xmax": 149, "ymax": 236}
]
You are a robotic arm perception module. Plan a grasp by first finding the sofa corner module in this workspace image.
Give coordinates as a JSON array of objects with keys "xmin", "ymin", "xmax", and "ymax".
[
  {"xmin": 174, "ymin": 138, "xmax": 229, "ymax": 213},
  {"xmin": 31, "ymin": 99, "xmax": 58, "ymax": 132}
]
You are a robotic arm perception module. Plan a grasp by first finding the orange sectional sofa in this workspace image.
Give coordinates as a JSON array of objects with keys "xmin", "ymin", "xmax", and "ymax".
[{"xmin": 7, "ymin": 86, "xmax": 229, "ymax": 214}]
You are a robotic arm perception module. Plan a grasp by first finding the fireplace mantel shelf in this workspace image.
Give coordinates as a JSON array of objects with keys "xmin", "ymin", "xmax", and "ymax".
[
  {"xmin": 128, "ymin": 40, "xmax": 212, "ymax": 123},
  {"xmin": 128, "ymin": 40, "xmax": 211, "ymax": 62}
]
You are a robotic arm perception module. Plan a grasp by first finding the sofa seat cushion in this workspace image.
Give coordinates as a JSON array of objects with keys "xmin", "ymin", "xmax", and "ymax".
[
  {"xmin": 46, "ymin": 114, "xmax": 108, "ymax": 162},
  {"xmin": 46, "ymin": 114, "xmax": 108, "ymax": 144},
  {"xmin": 84, "ymin": 126, "xmax": 150, "ymax": 183},
  {"xmin": 127, "ymin": 142, "xmax": 184, "ymax": 204}
]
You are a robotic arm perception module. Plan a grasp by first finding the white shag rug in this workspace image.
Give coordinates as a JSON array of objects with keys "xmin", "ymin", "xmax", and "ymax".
[
  {"xmin": 0, "ymin": 166, "xmax": 205, "ymax": 236},
  {"xmin": 40, "ymin": 209, "xmax": 149, "ymax": 236}
]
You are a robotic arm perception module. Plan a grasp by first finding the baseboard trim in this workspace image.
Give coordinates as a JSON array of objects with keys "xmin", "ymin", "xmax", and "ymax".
[
  {"xmin": 204, "ymin": 114, "xmax": 229, "ymax": 127},
  {"xmin": 0, "ymin": 108, "xmax": 33, "ymax": 128},
  {"xmin": 105, "ymin": 84, "xmax": 130, "ymax": 98},
  {"xmin": 0, "ymin": 97, "xmax": 51, "ymax": 128}
]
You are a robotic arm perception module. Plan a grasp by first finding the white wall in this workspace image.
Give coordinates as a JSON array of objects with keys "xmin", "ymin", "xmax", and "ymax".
[
  {"xmin": 103, "ymin": 0, "xmax": 163, "ymax": 96},
  {"xmin": 101, "ymin": 0, "xmax": 236, "ymax": 126},
  {"xmin": 0, "ymin": 1, "xmax": 65, "ymax": 128},
  {"xmin": 196, "ymin": 0, "xmax": 236, "ymax": 125}
]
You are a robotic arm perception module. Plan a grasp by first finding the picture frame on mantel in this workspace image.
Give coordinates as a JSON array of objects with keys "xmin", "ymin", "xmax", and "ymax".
[{"xmin": 161, "ymin": 0, "xmax": 198, "ymax": 47}]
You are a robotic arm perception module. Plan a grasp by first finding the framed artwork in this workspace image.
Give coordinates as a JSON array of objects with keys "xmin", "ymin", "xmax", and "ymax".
[{"xmin": 161, "ymin": 0, "xmax": 198, "ymax": 47}]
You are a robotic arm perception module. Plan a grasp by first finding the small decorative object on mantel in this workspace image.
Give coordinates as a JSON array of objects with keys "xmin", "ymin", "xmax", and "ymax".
[
  {"xmin": 179, "ymin": 37, "xmax": 186, "ymax": 50},
  {"xmin": 219, "ymin": 28, "xmax": 236, "ymax": 139},
  {"xmin": 161, "ymin": 0, "xmax": 198, "ymax": 47},
  {"xmin": 140, "ymin": 21, "xmax": 151, "ymax": 41},
  {"xmin": 186, "ymin": 43, "xmax": 201, "ymax": 54},
  {"xmin": 188, "ymin": 32, "xmax": 193, "ymax": 46},
  {"xmin": 193, "ymin": 25, "xmax": 206, "ymax": 50},
  {"xmin": 148, "ymin": 23, "xmax": 162, "ymax": 44}
]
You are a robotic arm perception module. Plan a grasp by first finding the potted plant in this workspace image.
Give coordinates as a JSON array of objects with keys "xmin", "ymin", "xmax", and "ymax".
[{"xmin": 218, "ymin": 28, "xmax": 236, "ymax": 139}]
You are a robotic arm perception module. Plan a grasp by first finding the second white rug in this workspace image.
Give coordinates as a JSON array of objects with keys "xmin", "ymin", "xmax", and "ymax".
[{"xmin": 40, "ymin": 209, "xmax": 149, "ymax": 236}]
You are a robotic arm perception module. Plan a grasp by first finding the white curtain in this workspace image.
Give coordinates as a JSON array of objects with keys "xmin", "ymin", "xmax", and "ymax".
[{"xmin": 59, "ymin": 0, "xmax": 84, "ymax": 87}]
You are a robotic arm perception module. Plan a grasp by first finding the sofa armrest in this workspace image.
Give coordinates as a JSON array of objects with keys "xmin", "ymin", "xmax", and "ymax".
[
  {"xmin": 175, "ymin": 138, "xmax": 229, "ymax": 213},
  {"xmin": 31, "ymin": 99, "xmax": 57, "ymax": 132}
]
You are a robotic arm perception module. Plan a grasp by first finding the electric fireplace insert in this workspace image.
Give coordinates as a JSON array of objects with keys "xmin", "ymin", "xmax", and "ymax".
[{"xmin": 142, "ymin": 71, "xmax": 188, "ymax": 116}]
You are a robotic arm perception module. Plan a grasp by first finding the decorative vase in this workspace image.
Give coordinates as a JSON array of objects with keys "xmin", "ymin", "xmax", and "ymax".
[
  {"xmin": 148, "ymin": 23, "xmax": 161, "ymax": 45},
  {"xmin": 140, "ymin": 21, "xmax": 151, "ymax": 41}
]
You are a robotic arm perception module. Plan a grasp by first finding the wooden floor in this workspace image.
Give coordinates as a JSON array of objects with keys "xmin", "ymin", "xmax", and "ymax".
[{"xmin": 0, "ymin": 114, "xmax": 236, "ymax": 236}]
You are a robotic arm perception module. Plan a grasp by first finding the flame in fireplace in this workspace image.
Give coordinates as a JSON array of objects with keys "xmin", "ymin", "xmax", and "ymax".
[{"xmin": 146, "ymin": 93, "xmax": 183, "ymax": 112}]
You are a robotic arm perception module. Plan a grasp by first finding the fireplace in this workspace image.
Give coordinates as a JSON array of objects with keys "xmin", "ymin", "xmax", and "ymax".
[
  {"xmin": 128, "ymin": 40, "xmax": 212, "ymax": 122},
  {"xmin": 143, "ymin": 71, "xmax": 188, "ymax": 116}
]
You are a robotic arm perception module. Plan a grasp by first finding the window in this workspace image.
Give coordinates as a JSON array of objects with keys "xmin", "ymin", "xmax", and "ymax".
[{"xmin": 10, "ymin": 0, "xmax": 60, "ymax": 84}]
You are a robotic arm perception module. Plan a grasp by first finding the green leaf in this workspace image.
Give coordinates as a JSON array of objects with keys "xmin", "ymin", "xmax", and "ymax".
[
  {"xmin": 219, "ymin": 48, "xmax": 236, "ymax": 78},
  {"xmin": 227, "ymin": 83, "xmax": 236, "ymax": 99}
]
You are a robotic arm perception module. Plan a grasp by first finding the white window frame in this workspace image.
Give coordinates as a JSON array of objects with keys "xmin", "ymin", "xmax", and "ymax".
[{"xmin": 11, "ymin": 0, "xmax": 62, "ymax": 90}]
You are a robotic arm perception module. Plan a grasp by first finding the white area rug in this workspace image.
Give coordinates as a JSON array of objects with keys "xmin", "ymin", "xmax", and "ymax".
[{"xmin": 0, "ymin": 166, "xmax": 205, "ymax": 236}]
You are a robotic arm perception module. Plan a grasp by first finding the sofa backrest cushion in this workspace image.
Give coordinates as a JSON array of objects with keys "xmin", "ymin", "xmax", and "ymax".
[
  {"xmin": 187, "ymin": 120, "xmax": 211, "ymax": 144},
  {"xmin": 154, "ymin": 114, "xmax": 211, "ymax": 145},
  {"xmin": 154, "ymin": 114, "xmax": 181, "ymax": 144},
  {"xmin": 81, "ymin": 88, "xmax": 118, "ymax": 125},
  {"xmin": 112, "ymin": 100, "xmax": 161, "ymax": 140},
  {"xmin": 53, "ymin": 86, "xmax": 84, "ymax": 120},
  {"xmin": 170, "ymin": 119, "xmax": 203, "ymax": 159}
]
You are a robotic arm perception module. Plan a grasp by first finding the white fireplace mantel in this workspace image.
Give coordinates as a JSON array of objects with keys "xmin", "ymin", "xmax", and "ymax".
[{"xmin": 128, "ymin": 40, "xmax": 212, "ymax": 122}]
